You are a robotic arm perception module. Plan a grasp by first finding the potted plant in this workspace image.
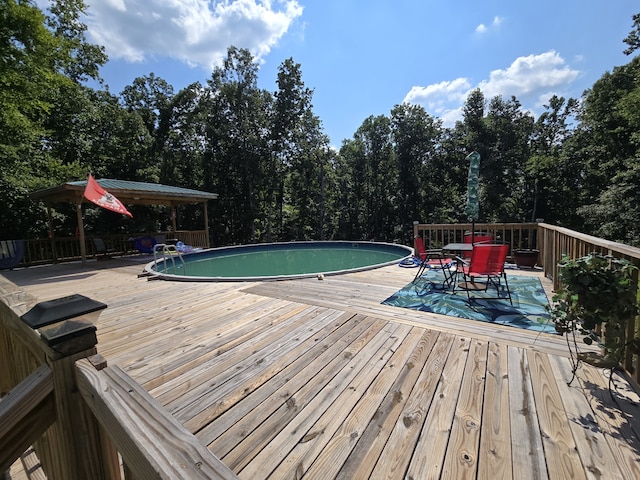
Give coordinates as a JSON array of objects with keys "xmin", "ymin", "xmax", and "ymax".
[
  {"xmin": 513, "ymin": 248, "xmax": 539, "ymax": 268},
  {"xmin": 549, "ymin": 253, "xmax": 639, "ymax": 375}
]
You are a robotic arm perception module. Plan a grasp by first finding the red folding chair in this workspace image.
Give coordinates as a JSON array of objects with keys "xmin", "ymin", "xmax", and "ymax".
[
  {"xmin": 462, "ymin": 232, "xmax": 493, "ymax": 259},
  {"xmin": 412, "ymin": 236, "xmax": 454, "ymax": 284},
  {"xmin": 454, "ymin": 243, "xmax": 512, "ymax": 304}
]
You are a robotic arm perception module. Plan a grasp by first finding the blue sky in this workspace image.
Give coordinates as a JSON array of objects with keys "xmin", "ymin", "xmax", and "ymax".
[{"xmin": 38, "ymin": 1, "xmax": 639, "ymax": 146}]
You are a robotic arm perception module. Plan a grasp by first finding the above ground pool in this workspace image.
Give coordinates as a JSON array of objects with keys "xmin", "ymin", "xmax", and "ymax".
[{"xmin": 145, "ymin": 241, "xmax": 412, "ymax": 281}]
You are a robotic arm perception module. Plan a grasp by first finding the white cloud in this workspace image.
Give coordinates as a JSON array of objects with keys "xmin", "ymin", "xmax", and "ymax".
[
  {"xmin": 404, "ymin": 78, "xmax": 471, "ymax": 109},
  {"xmin": 82, "ymin": 0, "xmax": 303, "ymax": 69},
  {"xmin": 476, "ymin": 15, "xmax": 504, "ymax": 34},
  {"xmin": 404, "ymin": 51, "xmax": 580, "ymax": 126},
  {"xmin": 478, "ymin": 51, "xmax": 579, "ymax": 98}
]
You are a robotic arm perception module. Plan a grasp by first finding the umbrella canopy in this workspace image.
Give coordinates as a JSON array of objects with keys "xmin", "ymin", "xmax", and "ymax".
[{"xmin": 463, "ymin": 151, "xmax": 481, "ymax": 221}]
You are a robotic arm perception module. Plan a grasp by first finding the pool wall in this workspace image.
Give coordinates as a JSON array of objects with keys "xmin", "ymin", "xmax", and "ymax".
[{"xmin": 144, "ymin": 241, "xmax": 413, "ymax": 282}]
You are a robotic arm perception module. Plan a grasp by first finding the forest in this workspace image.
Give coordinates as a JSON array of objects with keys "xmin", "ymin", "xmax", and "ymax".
[{"xmin": 2, "ymin": 1, "xmax": 640, "ymax": 248}]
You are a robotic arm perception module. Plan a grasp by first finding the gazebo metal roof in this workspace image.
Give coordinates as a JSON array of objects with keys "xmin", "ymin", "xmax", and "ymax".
[{"xmin": 30, "ymin": 179, "xmax": 218, "ymax": 206}]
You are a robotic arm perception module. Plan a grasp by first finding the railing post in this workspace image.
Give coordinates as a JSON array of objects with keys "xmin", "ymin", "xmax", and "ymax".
[{"xmin": 20, "ymin": 296, "xmax": 121, "ymax": 480}]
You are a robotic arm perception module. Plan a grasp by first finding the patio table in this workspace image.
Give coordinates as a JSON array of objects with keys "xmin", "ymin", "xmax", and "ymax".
[{"xmin": 442, "ymin": 242, "xmax": 473, "ymax": 254}]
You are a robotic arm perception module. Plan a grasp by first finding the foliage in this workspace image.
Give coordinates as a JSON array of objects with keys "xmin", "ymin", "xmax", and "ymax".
[
  {"xmin": 550, "ymin": 253, "xmax": 639, "ymax": 366},
  {"xmin": 4, "ymin": 3, "xmax": 640, "ymax": 253},
  {"xmin": 623, "ymin": 13, "xmax": 640, "ymax": 56},
  {"xmin": 0, "ymin": 0, "xmax": 106, "ymax": 240}
]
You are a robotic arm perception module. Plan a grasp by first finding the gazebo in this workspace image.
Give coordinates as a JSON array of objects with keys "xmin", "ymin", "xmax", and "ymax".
[{"xmin": 30, "ymin": 179, "xmax": 218, "ymax": 264}]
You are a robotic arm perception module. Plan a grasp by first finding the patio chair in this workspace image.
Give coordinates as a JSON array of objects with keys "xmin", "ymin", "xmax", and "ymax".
[
  {"xmin": 462, "ymin": 232, "xmax": 493, "ymax": 259},
  {"xmin": 0, "ymin": 239, "xmax": 25, "ymax": 269},
  {"xmin": 412, "ymin": 236, "xmax": 454, "ymax": 283},
  {"xmin": 454, "ymin": 242, "xmax": 512, "ymax": 304},
  {"xmin": 93, "ymin": 237, "xmax": 115, "ymax": 260}
]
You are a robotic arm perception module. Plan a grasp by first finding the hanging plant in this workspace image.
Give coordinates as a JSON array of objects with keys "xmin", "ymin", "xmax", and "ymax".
[{"xmin": 550, "ymin": 253, "xmax": 639, "ymax": 372}]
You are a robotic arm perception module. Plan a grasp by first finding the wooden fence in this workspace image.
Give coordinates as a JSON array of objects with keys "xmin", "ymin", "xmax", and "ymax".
[
  {"xmin": 412, "ymin": 221, "xmax": 540, "ymax": 256},
  {"xmin": 0, "ymin": 275, "xmax": 237, "ymax": 479},
  {"xmin": 17, "ymin": 230, "xmax": 209, "ymax": 267}
]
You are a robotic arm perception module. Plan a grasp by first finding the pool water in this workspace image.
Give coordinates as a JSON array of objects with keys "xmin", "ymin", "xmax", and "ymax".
[{"xmin": 146, "ymin": 241, "xmax": 412, "ymax": 281}]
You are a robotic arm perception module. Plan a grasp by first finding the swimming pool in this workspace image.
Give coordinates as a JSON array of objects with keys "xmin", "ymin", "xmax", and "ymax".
[{"xmin": 144, "ymin": 241, "xmax": 412, "ymax": 281}]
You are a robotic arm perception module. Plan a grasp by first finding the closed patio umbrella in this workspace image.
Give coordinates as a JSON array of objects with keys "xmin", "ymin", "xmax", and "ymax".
[{"xmin": 463, "ymin": 151, "xmax": 481, "ymax": 243}]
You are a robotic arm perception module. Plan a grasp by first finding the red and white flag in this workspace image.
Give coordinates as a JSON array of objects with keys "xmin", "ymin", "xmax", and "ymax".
[{"xmin": 83, "ymin": 174, "xmax": 133, "ymax": 218}]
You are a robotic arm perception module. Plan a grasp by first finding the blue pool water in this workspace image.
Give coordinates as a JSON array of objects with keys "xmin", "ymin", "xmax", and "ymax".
[{"xmin": 145, "ymin": 241, "xmax": 412, "ymax": 281}]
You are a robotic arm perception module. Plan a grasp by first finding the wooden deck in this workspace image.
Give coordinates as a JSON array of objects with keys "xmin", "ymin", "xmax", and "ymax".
[{"xmin": 3, "ymin": 257, "xmax": 640, "ymax": 479}]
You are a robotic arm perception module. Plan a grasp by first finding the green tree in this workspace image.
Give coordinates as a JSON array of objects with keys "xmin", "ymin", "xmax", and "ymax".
[
  {"xmin": 270, "ymin": 58, "xmax": 316, "ymax": 241},
  {"xmin": 623, "ymin": 12, "xmax": 640, "ymax": 56},
  {"xmin": 482, "ymin": 95, "xmax": 534, "ymax": 222},
  {"xmin": 390, "ymin": 103, "xmax": 441, "ymax": 240},
  {"xmin": 526, "ymin": 95, "xmax": 579, "ymax": 223},
  {"xmin": 576, "ymin": 56, "xmax": 640, "ymax": 245},
  {"xmin": 0, "ymin": 0, "xmax": 106, "ymax": 239},
  {"xmin": 340, "ymin": 115, "xmax": 396, "ymax": 240},
  {"xmin": 203, "ymin": 47, "xmax": 272, "ymax": 245}
]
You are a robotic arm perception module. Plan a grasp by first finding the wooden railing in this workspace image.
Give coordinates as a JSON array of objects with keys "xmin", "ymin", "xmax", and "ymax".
[
  {"xmin": 412, "ymin": 221, "xmax": 540, "ymax": 258},
  {"xmin": 16, "ymin": 230, "xmax": 209, "ymax": 267},
  {"xmin": 0, "ymin": 276, "xmax": 237, "ymax": 479}
]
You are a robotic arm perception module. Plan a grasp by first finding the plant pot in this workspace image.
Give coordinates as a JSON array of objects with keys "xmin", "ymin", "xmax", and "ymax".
[{"xmin": 513, "ymin": 249, "xmax": 539, "ymax": 268}]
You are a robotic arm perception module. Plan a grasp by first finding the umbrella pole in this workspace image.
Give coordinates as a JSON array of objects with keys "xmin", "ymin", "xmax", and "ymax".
[{"xmin": 471, "ymin": 219, "xmax": 475, "ymax": 244}]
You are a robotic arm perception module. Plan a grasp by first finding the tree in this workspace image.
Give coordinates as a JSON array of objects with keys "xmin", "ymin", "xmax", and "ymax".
[
  {"xmin": 340, "ymin": 115, "xmax": 395, "ymax": 240},
  {"xmin": 390, "ymin": 103, "xmax": 441, "ymax": 239},
  {"xmin": 121, "ymin": 74, "xmax": 174, "ymax": 140},
  {"xmin": 0, "ymin": 0, "xmax": 107, "ymax": 240},
  {"xmin": 270, "ymin": 58, "xmax": 316, "ymax": 241},
  {"xmin": 623, "ymin": 12, "xmax": 640, "ymax": 56},
  {"xmin": 203, "ymin": 47, "xmax": 272, "ymax": 245},
  {"xmin": 482, "ymin": 95, "xmax": 534, "ymax": 222},
  {"xmin": 527, "ymin": 95, "xmax": 579, "ymax": 223},
  {"xmin": 576, "ymin": 56, "xmax": 640, "ymax": 244}
]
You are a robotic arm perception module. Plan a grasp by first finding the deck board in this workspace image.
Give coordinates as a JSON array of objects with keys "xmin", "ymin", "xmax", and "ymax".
[{"xmin": 3, "ymin": 258, "xmax": 640, "ymax": 479}]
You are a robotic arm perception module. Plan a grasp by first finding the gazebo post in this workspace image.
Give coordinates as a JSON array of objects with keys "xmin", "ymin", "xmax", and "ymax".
[
  {"xmin": 203, "ymin": 201, "xmax": 210, "ymax": 248},
  {"xmin": 46, "ymin": 206, "xmax": 58, "ymax": 264},
  {"xmin": 171, "ymin": 204, "xmax": 177, "ymax": 233},
  {"xmin": 76, "ymin": 203, "xmax": 87, "ymax": 265}
]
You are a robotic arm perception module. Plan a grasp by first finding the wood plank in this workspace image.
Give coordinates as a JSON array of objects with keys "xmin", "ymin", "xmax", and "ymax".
[
  {"xmin": 215, "ymin": 318, "xmax": 391, "ymax": 470},
  {"xmin": 571, "ymin": 360, "xmax": 640, "ymax": 479},
  {"xmin": 478, "ymin": 342, "xmax": 512, "ymax": 479},
  {"xmin": 405, "ymin": 336, "xmax": 471, "ymax": 479},
  {"xmin": 135, "ymin": 301, "xmax": 307, "ymax": 390},
  {"xmin": 151, "ymin": 304, "xmax": 331, "ymax": 402},
  {"xmin": 547, "ymin": 355, "xmax": 622, "ymax": 479},
  {"xmin": 440, "ymin": 339, "xmax": 488, "ymax": 479},
  {"xmin": 244, "ymin": 273, "xmax": 590, "ymax": 359},
  {"xmin": 333, "ymin": 330, "xmax": 443, "ymax": 480},
  {"xmin": 198, "ymin": 313, "xmax": 379, "ymax": 448},
  {"xmin": 4, "ymin": 259, "xmax": 640, "ymax": 480},
  {"xmin": 180, "ymin": 309, "xmax": 351, "ymax": 432},
  {"xmin": 507, "ymin": 346, "xmax": 548, "ymax": 480},
  {"xmin": 527, "ymin": 350, "xmax": 587, "ymax": 480},
  {"xmin": 0, "ymin": 364, "xmax": 54, "ymax": 473},
  {"xmin": 160, "ymin": 307, "xmax": 344, "ymax": 422}
]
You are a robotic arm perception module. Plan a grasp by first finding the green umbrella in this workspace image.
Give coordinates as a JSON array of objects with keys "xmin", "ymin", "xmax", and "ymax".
[{"xmin": 463, "ymin": 151, "xmax": 481, "ymax": 242}]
